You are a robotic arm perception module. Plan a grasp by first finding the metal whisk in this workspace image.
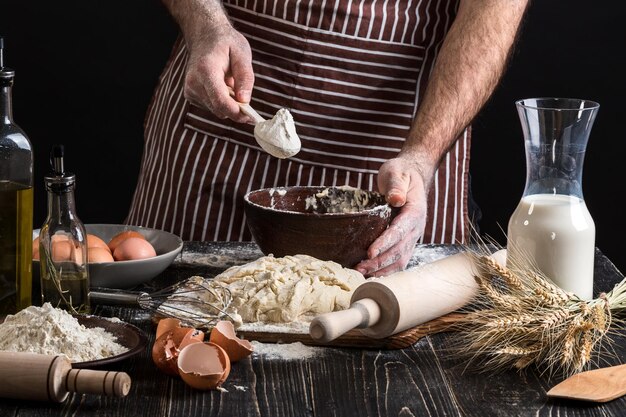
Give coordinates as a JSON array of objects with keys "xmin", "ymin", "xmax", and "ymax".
[{"xmin": 90, "ymin": 278, "xmax": 233, "ymax": 329}]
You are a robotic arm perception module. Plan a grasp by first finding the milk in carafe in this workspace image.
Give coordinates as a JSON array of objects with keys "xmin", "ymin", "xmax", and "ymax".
[
  {"xmin": 507, "ymin": 193, "xmax": 595, "ymax": 300},
  {"xmin": 507, "ymin": 98, "xmax": 599, "ymax": 300}
]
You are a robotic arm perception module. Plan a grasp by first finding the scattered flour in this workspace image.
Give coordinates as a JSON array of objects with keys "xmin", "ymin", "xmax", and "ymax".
[
  {"xmin": 251, "ymin": 341, "xmax": 322, "ymax": 360},
  {"xmin": 233, "ymin": 385, "xmax": 247, "ymax": 392},
  {"xmin": 0, "ymin": 303, "xmax": 127, "ymax": 362}
]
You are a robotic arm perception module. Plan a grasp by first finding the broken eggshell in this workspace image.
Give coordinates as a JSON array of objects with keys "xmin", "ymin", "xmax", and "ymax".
[
  {"xmin": 178, "ymin": 342, "xmax": 231, "ymax": 390},
  {"xmin": 152, "ymin": 327, "xmax": 204, "ymax": 376},
  {"xmin": 210, "ymin": 320, "xmax": 254, "ymax": 362}
]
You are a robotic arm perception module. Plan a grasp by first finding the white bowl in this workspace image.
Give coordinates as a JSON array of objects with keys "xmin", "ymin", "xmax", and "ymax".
[{"xmin": 33, "ymin": 224, "xmax": 183, "ymax": 288}]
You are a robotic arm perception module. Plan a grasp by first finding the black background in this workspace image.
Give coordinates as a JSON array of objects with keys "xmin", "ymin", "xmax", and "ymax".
[{"xmin": 2, "ymin": 1, "xmax": 625, "ymax": 272}]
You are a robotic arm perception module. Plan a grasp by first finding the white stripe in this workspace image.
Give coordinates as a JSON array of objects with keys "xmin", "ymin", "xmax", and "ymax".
[
  {"xmin": 196, "ymin": 142, "xmax": 228, "ymax": 241},
  {"xmin": 152, "ymin": 81, "xmax": 187, "ymax": 230},
  {"xmin": 282, "ymin": 0, "xmax": 289, "ymax": 20},
  {"xmin": 378, "ymin": 0, "xmax": 389, "ymax": 40},
  {"xmin": 400, "ymin": 0, "xmax": 414, "ymax": 43},
  {"xmin": 307, "ymin": 165, "xmax": 315, "ymax": 185},
  {"xmin": 332, "ymin": 169, "xmax": 339, "ymax": 186},
  {"xmin": 451, "ymin": 137, "xmax": 459, "ymax": 243},
  {"xmin": 212, "ymin": 145, "xmax": 241, "ymax": 241},
  {"xmin": 296, "ymin": 163, "xmax": 304, "ymax": 185},
  {"xmin": 184, "ymin": 138, "xmax": 213, "ymax": 241},
  {"xmin": 159, "ymin": 127, "xmax": 188, "ymax": 231},
  {"xmin": 186, "ymin": 113, "xmax": 407, "ymax": 144},
  {"xmin": 316, "ymin": 0, "xmax": 328, "ymax": 29},
  {"xmin": 460, "ymin": 129, "xmax": 467, "ymax": 243},
  {"xmin": 320, "ymin": 167, "xmax": 327, "ymax": 185},
  {"xmin": 284, "ymin": 160, "xmax": 294, "ymax": 184},
  {"xmin": 251, "ymin": 51, "xmax": 418, "ymax": 83},
  {"xmin": 238, "ymin": 151, "xmax": 262, "ymax": 240},
  {"xmin": 260, "ymin": 154, "xmax": 271, "ymax": 190},
  {"xmin": 429, "ymin": 173, "xmax": 439, "ymax": 244},
  {"xmin": 354, "ymin": 0, "xmax": 365, "ymax": 37},
  {"xmin": 170, "ymin": 130, "xmax": 197, "ymax": 233},
  {"xmin": 132, "ymin": 46, "xmax": 186, "ymax": 224},
  {"xmin": 255, "ymin": 74, "xmax": 417, "ymax": 105},
  {"xmin": 366, "ymin": 0, "xmax": 377, "ymax": 38},
  {"xmin": 231, "ymin": 15, "xmax": 424, "ymax": 56},
  {"xmin": 390, "ymin": 0, "xmax": 400, "ymax": 41},
  {"xmin": 255, "ymin": 87, "xmax": 413, "ymax": 117},
  {"xmin": 329, "ymin": 0, "xmax": 340, "ymax": 31},
  {"xmin": 439, "ymin": 152, "xmax": 450, "ymax": 242},
  {"xmin": 305, "ymin": 0, "xmax": 314, "ymax": 26},
  {"xmin": 272, "ymin": 158, "xmax": 283, "ymax": 187},
  {"xmin": 410, "ymin": 0, "xmax": 420, "ymax": 45},
  {"xmin": 226, "ymin": 147, "xmax": 250, "ymax": 240},
  {"xmin": 141, "ymin": 58, "xmax": 187, "ymax": 226},
  {"xmin": 294, "ymin": 0, "xmax": 302, "ymax": 22},
  {"xmin": 341, "ymin": 0, "xmax": 353, "ymax": 34}
]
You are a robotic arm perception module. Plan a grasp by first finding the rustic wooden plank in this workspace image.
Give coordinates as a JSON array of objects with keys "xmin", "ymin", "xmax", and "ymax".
[{"xmin": 429, "ymin": 250, "xmax": 626, "ymax": 417}]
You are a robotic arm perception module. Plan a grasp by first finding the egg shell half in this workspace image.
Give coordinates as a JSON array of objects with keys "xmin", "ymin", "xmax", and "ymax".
[
  {"xmin": 178, "ymin": 342, "xmax": 231, "ymax": 390},
  {"xmin": 152, "ymin": 327, "xmax": 204, "ymax": 376},
  {"xmin": 210, "ymin": 320, "xmax": 254, "ymax": 362}
]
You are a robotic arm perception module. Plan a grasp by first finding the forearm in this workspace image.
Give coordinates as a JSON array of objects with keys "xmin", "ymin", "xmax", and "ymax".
[
  {"xmin": 403, "ymin": 0, "xmax": 529, "ymax": 183},
  {"xmin": 162, "ymin": 0, "xmax": 231, "ymax": 45}
]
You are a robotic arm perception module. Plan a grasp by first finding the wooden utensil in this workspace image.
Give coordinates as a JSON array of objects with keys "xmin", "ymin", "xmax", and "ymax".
[
  {"xmin": 547, "ymin": 364, "xmax": 626, "ymax": 402},
  {"xmin": 310, "ymin": 250, "xmax": 507, "ymax": 342},
  {"xmin": 0, "ymin": 351, "xmax": 131, "ymax": 402}
]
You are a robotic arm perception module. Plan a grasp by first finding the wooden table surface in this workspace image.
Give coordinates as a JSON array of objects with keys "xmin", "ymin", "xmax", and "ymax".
[{"xmin": 1, "ymin": 242, "xmax": 625, "ymax": 417}]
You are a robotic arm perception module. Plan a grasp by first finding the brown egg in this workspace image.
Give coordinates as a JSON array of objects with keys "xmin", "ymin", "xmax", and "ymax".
[
  {"xmin": 108, "ymin": 230, "xmax": 146, "ymax": 253},
  {"xmin": 178, "ymin": 342, "xmax": 231, "ymax": 390},
  {"xmin": 113, "ymin": 237, "xmax": 156, "ymax": 261},
  {"xmin": 87, "ymin": 234, "xmax": 110, "ymax": 252},
  {"xmin": 32, "ymin": 236, "xmax": 39, "ymax": 260},
  {"xmin": 151, "ymin": 327, "xmax": 204, "ymax": 376},
  {"xmin": 88, "ymin": 247, "xmax": 115, "ymax": 263},
  {"xmin": 210, "ymin": 321, "xmax": 254, "ymax": 362},
  {"xmin": 51, "ymin": 240, "xmax": 73, "ymax": 262}
]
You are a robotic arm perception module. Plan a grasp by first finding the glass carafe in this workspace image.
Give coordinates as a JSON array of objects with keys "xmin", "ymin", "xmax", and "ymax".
[{"xmin": 507, "ymin": 98, "xmax": 599, "ymax": 300}]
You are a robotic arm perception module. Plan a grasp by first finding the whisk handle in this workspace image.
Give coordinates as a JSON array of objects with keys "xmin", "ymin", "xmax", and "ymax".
[{"xmin": 90, "ymin": 291, "xmax": 147, "ymax": 306}]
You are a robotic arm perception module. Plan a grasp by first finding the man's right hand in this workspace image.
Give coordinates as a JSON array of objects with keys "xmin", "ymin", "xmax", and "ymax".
[{"xmin": 183, "ymin": 24, "xmax": 255, "ymax": 124}]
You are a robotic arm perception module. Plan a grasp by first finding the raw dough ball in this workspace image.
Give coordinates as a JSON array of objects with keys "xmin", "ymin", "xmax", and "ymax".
[{"xmin": 213, "ymin": 254, "xmax": 365, "ymax": 323}]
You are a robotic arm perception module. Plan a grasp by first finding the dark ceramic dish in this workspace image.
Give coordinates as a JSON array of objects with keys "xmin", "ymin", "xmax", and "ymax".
[
  {"xmin": 73, "ymin": 315, "xmax": 147, "ymax": 368},
  {"xmin": 243, "ymin": 186, "xmax": 394, "ymax": 268}
]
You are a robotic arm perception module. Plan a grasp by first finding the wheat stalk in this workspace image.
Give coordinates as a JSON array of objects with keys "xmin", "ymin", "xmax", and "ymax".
[{"xmin": 453, "ymin": 246, "xmax": 622, "ymax": 377}]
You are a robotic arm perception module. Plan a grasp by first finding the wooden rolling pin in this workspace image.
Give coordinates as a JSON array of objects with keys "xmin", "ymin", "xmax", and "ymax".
[
  {"xmin": 309, "ymin": 249, "xmax": 507, "ymax": 342},
  {"xmin": 0, "ymin": 352, "xmax": 131, "ymax": 402}
]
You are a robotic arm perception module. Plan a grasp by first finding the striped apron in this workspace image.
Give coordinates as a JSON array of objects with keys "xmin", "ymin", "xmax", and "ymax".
[{"xmin": 126, "ymin": 0, "xmax": 471, "ymax": 244}]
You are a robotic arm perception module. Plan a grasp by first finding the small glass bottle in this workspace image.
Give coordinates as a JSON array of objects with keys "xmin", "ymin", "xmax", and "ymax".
[
  {"xmin": 39, "ymin": 145, "xmax": 90, "ymax": 313},
  {"xmin": 0, "ymin": 37, "xmax": 34, "ymax": 315}
]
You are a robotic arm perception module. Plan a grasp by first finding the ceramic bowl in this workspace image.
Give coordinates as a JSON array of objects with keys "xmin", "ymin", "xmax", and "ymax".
[
  {"xmin": 33, "ymin": 224, "xmax": 183, "ymax": 288},
  {"xmin": 243, "ymin": 186, "xmax": 394, "ymax": 268}
]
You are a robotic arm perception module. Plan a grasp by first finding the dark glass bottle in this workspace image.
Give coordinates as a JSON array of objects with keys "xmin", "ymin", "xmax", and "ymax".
[{"xmin": 0, "ymin": 37, "xmax": 34, "ymax": 315}]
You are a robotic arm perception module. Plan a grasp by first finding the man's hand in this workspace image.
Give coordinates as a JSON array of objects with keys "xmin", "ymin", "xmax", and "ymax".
[
  {"xmin": 354, "ymin": 156, "xmax": 428, "ymax": 277},
  {"xmin": 163, "ymin": 0, "xmax": 255, "ymax": 123},
  {"xmin": 184, "ymin": 24, "xmax": 254, "ymax": 124}
]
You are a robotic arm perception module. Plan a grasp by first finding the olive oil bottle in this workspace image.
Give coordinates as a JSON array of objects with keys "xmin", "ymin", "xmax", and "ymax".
[{"xmin": 0, "ymin": 37, "xmax": 34, "ymax": 315}]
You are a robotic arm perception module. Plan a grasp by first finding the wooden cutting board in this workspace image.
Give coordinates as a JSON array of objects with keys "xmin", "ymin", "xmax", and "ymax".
[{"xmin": 237, "ymin": 313, "xmax": 464, "ymax": 350}]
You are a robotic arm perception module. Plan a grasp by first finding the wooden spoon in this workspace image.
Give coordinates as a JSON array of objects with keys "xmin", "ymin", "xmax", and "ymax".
[{"xmin": 547, "ymin": 364, "xmax": 626, "ymax": 403}]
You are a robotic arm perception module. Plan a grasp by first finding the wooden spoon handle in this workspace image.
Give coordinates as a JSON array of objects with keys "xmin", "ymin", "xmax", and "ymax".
[{"xmin": 227, "ymin": 87, "xmax": 265, "ymax": 124}]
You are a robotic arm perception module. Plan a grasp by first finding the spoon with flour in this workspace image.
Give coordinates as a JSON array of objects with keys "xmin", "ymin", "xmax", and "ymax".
[{"xmin": 228, "ymin": 88, "xmax": 301, "ymax": 159}]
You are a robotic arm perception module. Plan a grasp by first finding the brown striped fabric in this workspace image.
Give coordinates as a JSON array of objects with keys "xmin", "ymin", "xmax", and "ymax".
[{"xmin": 126, "ymin": 0, "xmax": 470, "ymax": 244}]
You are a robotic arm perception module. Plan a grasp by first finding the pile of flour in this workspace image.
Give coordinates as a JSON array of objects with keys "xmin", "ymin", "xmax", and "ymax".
[{"xmin": 0, "ymin": 303, "xmax": 126, "ymax": 362}]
